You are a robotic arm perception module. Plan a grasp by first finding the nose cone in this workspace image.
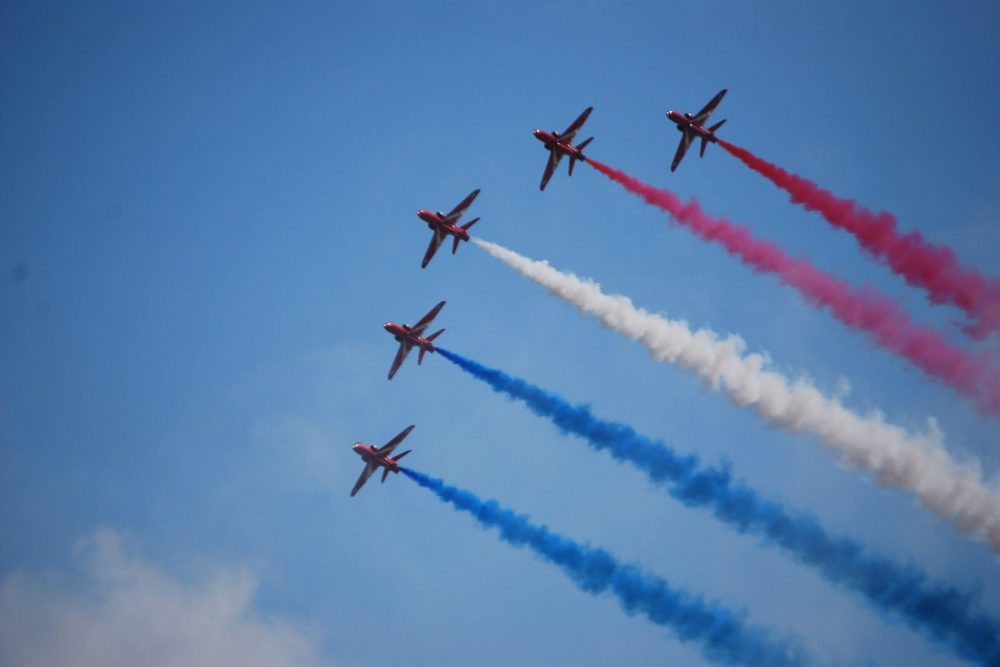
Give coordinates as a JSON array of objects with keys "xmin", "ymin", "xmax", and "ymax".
[
  {"xmin": 383, "ymin": 323, "xmax": 392, "ymax": 331},
  {"xmin": 532, "ymin": 129, "xmax": 542, "ymax": 139}
]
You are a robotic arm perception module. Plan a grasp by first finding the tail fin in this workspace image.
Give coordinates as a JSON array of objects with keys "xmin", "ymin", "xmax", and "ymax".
[
  {"xmin": 418, "ymin": 332, "xmax": 443, "ymax": 364},
  {"xmin": 384, "ymin": 452, "xmax": 412, "ymax": 481},
  {"xmin": 452, "ymin": 219, "xmax": 479, "ymax": 254},
  {"xmin": 569, "ymin": 137, "xmax": 594, "ymax": 177},
  {"xmin": 700, "ymin": 120, "xmax": 726, "ymax": 158}
]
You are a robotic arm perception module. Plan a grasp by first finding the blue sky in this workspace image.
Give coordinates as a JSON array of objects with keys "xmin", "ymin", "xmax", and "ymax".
[{"xmin": 1, "ymin": 2, "xmax": 999, "ymax": 665}]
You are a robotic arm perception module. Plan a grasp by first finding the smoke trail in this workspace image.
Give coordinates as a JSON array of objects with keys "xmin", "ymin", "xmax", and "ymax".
[
  {"xmin": 436, "ymin": 347, "xmax": 1000, "ymax": 665},
  {"xmin": 401, "ymin": 467, "xmax": 814, "ymax": 667},
  {"xmin": 585, "ymin": 157, "xmax": 1000, "ymax": 419},
  {"xmin": 717, "ymin": 139, "xmax": 1000, "ymax": 341},
  {"xmin": 472, "ymin": 238, "xmax": 1000, "ymax": 552}
]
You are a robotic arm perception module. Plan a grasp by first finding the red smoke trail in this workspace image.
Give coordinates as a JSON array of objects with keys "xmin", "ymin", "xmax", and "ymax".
[
  {"xmin": 586, "ymin": 157, "xmax": 1000, "ymax": 419},
  {"xmin": 717, "ymin": 139, "xmax": 1000, "ymax": 340}
]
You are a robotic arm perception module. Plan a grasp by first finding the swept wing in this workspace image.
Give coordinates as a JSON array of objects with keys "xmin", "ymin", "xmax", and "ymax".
[
  {"xmin": 350, "ymin": 460, "xmax": 377, "ymax": 497},
  {"xmin": 692, "ymin": 89, "xmax": 727, "ymax": 125},
  {"xmin": 421, "ymin": 229, "xmax": 445, "ymax": 269},
  {"xmin": 559, "ymin": 106, "xmax": 593, "ymax": 143},
  {"xmin": 671, "ymin": 131, "xmax": 694, "ymax": 172},
  {"xmin": 443, "ymin": 189, "xmax": 481, "ymax": 224},
  {"xmin": 540, "ymin": 149, "xmax": 563, "ymax": 191},
  {"xmin": 377, "ymin": 424, "xmax": 415, "ymax": 455},
  {"xmin": 410, "ymin": 300, "xmax": 446, "ymax": 335},
  {"xmin": 387, "ymin": 341, "xmax": 412, "ymax": 380}
]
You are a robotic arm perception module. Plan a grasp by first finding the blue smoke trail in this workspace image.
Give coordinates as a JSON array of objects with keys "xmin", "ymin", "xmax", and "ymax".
[
  {"xmin": 436, "ymin": 347, "xmax": 1000, "ymax": 666},
  {"xmin": 402, "ymin": 467, "xmax": 814, "ymax": 667}
]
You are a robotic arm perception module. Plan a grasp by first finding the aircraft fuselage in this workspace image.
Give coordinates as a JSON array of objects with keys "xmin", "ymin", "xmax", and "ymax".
[
  {"xmin": 666, "ymin": 110, "xmax": 719, "ymax": 142},
  {"xmin": 352, "ymin": 443, "xmax": 400, "ymax": 473},
  {"xmin": 532, "ymin": 129, "xmax": 587, "ymax": 161},
  {"xmin": 416, "ymin": 210, "xmax": 470, "ymax": 241},
  {"xmin": 383, "ymin": 322, "xmax": 436, "ymax": 353}
]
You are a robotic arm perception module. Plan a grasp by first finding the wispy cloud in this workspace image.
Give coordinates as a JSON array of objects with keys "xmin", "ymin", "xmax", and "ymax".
[{"xmin": 0, "ymin": 529, "xmax": 336, "ymax": 667}]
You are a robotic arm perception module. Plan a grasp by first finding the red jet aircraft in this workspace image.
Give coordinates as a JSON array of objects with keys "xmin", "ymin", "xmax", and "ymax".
[
  {"xmin": 416, "ymin": 189, "xmax": 481, "ymax": 268},
  {"xmin": 350, "ymin": 424, "xmax": 414, "ymax": 496},
  {"xmin": 384, "ymin": 300, "xmax": 445, "ymax": 380},
  {"xmin": 532, "ymin": 106, "xmax": 594, "ymax": 191},
  {"xmin": 665, "ymin": 89, "xmax": 727, "ymax": 172}
]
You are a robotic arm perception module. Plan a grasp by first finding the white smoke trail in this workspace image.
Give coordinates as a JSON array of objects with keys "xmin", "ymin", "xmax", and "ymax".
[{"xmin": 474, "ymin": 238, "xmax": 1000, "ymax": 550}]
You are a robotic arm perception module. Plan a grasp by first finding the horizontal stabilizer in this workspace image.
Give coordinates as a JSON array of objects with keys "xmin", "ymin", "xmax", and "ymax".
[
  {"xmin": 426, "ymin": 328, "xmax": 445, "ymax": 341},
  {"xmin": 569, "ymin": 137, "xmax": 593, "ymax": 177},
  {"xmin": 700, "ymin": 119, "xmax": 725, "ymax": 158},
  {"xmin": 460, "ymin": 217, "xmax": 479, "ymax": 231},
  {"xmin": 381, "ymin": 467, "xmax": 390, "ymax": 483},
  {"xmin": 394, "ymin": 449, "xmax": 411, "ymax": 462}
]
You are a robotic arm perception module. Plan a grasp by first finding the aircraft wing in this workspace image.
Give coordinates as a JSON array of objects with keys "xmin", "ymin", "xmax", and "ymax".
[
  {"xmin": 539, "ymin": 149, "xmax": 562, "ymax": 191},
  {"xmin": 377, "ymin": 424, "xmax": 415, "ymax": 455},
  {"xmin": 387, "ymin": 342, "xmax": 412, "ymax": 380},
  {"xmin": 443, "ymin": 189, "xmax": 480, "ymax": 223},
  {"xmin": 421, "ymin": 229, "xmax": 445, "ymax": 268},
  {"xmin": 692, "ymin": 89, "xmax": 727, "ymax": 124},
  {"xmin": 560, "ymin": 106, "xmax": 593, "ymax": 143},
  {"xmin": 670, "ymin": 131, "xmax": 694, "ymax": 172},
  {"xmin": 350, "ymin": 460, "xmax": 377, "ymax": 497},
  {"xmin": 410, "ymin": 300, "xmax": 446, "ymax": 335}
]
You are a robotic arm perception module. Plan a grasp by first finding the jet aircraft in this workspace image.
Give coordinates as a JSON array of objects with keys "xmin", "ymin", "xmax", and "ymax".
[
  {"xmin": 350, "ymin": 424, "xmax": 414, "ymax": 496},
  {"xmin": 665, "ymin": 89, "xmax": 727, "ymax": 172},
  {"xmin": 384, "ymin": 300, "xmax": 445, "ymax": 380},
  {"xmin": 416, "ymin": 189, "xmax": 481, "ymax": 268},
  {"xmin": 532, "ymin": 106, "xmax": 594, "ymax": 191}
]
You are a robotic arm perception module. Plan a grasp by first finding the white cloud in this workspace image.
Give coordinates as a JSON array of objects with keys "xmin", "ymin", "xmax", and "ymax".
[{"xmin": 0, "ymin": 529, "xmax": 336, "ymax": 667}]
